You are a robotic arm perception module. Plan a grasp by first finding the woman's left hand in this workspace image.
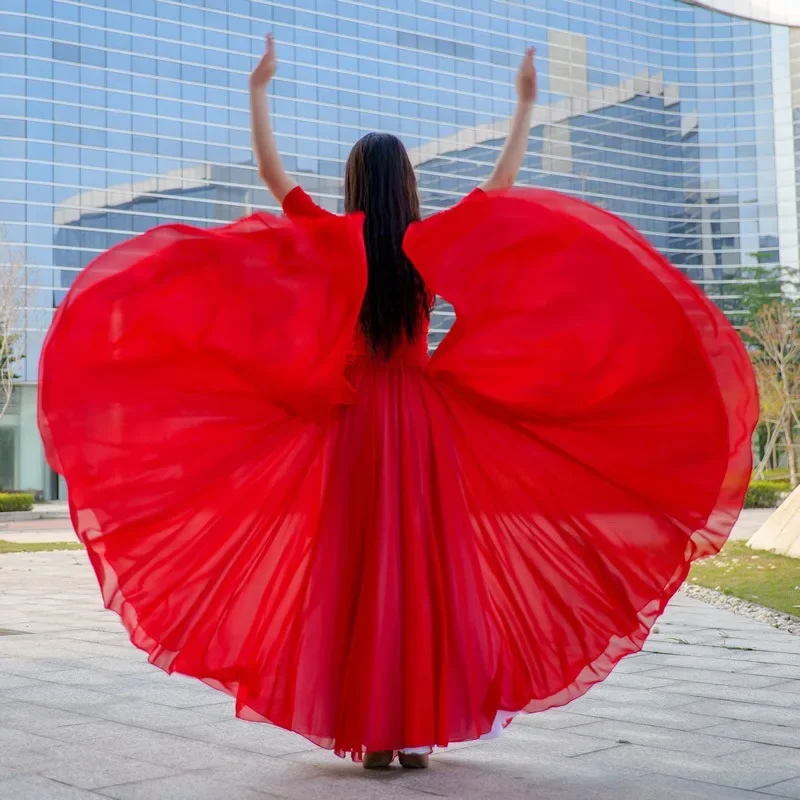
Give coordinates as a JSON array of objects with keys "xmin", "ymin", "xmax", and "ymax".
[
  {"xmin": 516, "ymin": 47, "xmax": 538, "ymax": 106},
  {"xmin": 250, "ymin": 33, "xmax": 278, "ymax": 90}
]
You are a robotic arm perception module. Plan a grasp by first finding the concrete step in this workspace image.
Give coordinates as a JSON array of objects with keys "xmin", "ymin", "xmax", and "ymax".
[{"xmin": 0, "ymin": 503, "xmax": 69, "ymax": 524}]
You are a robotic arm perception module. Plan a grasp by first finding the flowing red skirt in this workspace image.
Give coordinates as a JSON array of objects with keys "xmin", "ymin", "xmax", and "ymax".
[{"xmin": 39, "ymin": 188, "xmax": 758, "ymax": 758}]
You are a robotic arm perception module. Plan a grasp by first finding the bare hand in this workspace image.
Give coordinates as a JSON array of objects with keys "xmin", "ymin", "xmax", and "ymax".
[
  {"xmin": 516, "ymin": 47, "xmax": 537, "ymax": 105},
  {"xmin": 250, "ymin": 34, "xmax": 277, "ymax": 90}
]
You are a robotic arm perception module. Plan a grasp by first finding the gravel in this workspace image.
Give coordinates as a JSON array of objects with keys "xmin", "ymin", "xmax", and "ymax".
[{"xmin": 680, "ymin": 582, "xmax": 800, "ymax": 635}]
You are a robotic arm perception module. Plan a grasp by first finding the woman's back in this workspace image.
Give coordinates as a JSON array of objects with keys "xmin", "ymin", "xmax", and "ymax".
[{"xmin": 343, "ymin": 132, "xmax": 430, "ymax": 359}]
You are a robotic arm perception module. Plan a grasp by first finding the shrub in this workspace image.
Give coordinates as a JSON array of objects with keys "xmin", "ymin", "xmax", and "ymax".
[
  {"xmin": 4, "ymin": 488, "xmax": 44, "ymax": 502},
  {"xmin": 0, "ymin": 492, "xmax": 34, "ymax": 513},
  {"xmin": 745, "ymin": 480, "xmax": 791, "ymax": 509}
]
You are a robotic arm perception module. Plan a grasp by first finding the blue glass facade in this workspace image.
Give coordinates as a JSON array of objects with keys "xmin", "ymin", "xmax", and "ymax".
[{"xmin": 1, "ymin": 0, "xmax": 799, "ymax": 493}]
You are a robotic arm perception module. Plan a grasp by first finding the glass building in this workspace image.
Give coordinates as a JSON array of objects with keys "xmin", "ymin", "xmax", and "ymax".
[{"xmin": 1, "ymin": 0, "xmax": 799, "ymax": 495}]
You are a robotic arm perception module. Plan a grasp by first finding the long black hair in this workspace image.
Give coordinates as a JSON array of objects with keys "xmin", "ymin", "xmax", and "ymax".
[{"xmin": 344, "ymin": 132, "xmax": 430, "ymax": 357}]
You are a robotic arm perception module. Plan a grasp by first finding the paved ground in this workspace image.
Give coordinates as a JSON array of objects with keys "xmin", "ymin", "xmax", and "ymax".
[
  {"xmin": 0, "ymin": 518, "xmax": 75, "ymax": 543},
  {"xmin": 730, "ymin": 509, "xmax": 776, "ymax": 541},
  {"xmin": 1, "ymin": 551, "xmax": 800, "ymax": 799}
]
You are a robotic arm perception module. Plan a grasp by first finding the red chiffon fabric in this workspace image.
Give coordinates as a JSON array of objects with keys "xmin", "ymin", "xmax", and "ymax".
[{"xmin": 39, "ymin": 185, "xmax": 758, "ymax": 759}]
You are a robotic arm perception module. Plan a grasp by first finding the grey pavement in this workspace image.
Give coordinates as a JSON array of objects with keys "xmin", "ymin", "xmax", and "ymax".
[
  {"xmin": 730, "ymin": 509, "xmax": 776, "ymax": 541},
  {"xmin": 0, "ymin": 503, "xmax": 70, "ymax": 525},
  {"xmin": 1, "ymin": 551, "xmax": 800, "ymax": 799},
  {"xmin": 0, "ymin": 518, "xmax": 76, "ymax": 544}
]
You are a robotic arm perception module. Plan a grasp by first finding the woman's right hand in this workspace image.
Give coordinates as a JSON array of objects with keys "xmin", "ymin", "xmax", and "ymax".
[
  {"xmin": 516, "ymin": 47, "xmax": 537, "ymax": 105},
  {"xmin": 480, "ymin": 47, "xmax": 537, "ymax": 191},
  {"xmin": 250, "ymin": 33, "xmax": 278, "ymax": 90}
]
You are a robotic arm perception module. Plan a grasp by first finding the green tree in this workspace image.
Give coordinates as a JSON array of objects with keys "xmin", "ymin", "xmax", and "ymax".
[
  {"xmin": 745, "ymin": 304, "xmax": 800, "ymax": 487},
  {"xmin": 737, "ymin": 258, "xmax": 800, "ymax": 487},
  {"xmin": 735, "ymin": 264, "xmax": 799, "ymax": 320}
]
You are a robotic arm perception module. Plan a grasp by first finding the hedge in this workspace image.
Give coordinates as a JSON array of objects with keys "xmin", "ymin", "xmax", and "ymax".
[
  {"xmin": 0, "ymin": 492, "xmax": 35, "ymax": 513},
  {"xmin": 745, "ymin": 480, "xmax": 791, "ymax": 509}
]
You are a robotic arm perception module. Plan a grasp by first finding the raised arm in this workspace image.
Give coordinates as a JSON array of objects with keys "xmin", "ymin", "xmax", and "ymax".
[
  {"xmin": 250, "ymin": 34, "xmax": 297, "ymax": 204},
  {"xmin": 481, "ymin": 48, "xmax": 538, "ymax": 192}
]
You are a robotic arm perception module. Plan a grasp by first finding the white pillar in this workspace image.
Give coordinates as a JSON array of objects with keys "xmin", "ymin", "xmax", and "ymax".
[
  {"xmin": 771, "ymin": 26, "xmax": 799, "ymax": 290},
  {"xmin": 17, "ymin": 383, "xmax": 48, "ymax": 496}
]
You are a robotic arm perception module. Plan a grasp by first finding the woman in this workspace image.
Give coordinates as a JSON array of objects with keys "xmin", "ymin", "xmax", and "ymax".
[{"xmin": 39, "ymin": 36, "xmax": 757, "ymax": 771}]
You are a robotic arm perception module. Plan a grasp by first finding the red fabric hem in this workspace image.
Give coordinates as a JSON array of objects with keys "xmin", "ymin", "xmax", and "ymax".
[{"xmin": 69, "ymin": 491, "xmax": 733, "ymax": 760}]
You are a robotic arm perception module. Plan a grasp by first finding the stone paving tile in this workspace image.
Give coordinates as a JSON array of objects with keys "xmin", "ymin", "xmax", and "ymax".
[
  {"xmin": 553, "ymin": 698, "xmax": 726, "ymax": 731},
  {"xmin": 170, "ymin": 700, "xmax": 236, "ymax": 722},
  {"xmin": 85, "ymin": 700, "xmax": 218, "ymax": 733},
  {"xmin": 0, "ymin": 746, "xmax": 67, "ymax": 774},
  {"xmin": 39, "ymin": 720, "xmax": 155, "ymax": 745},
  {"xmin": 35, "ymin": 744, "xmax": 178, "ymax": 791},
  {"xmin": 688, "ymin": 699, "xmax": 800, "ymax": 727},
  {"xmin": 204, "ymin": 757, "xmax": 333, "ymax": 797},
  {"xmin": 640, "ymin": 641, "xmax": 759, "ymax": 660},
  {"xmin": 713, "ymin": 637, "xmax": 800, "ymax": 654},
  {"xmin": 9, "ymin": 622, "xmax": 99, "ymax": 636},
  {"xmin": 170, "ymin": 719, "xmax": 319, "ymax": 757},
  {"xmin": 94, "ymin": 679, "xmax": 228, "ymax": 709},
  {"xmin": 4, "ymin": 549, "xmax": 800, "ymax": 799},
  {"xmin": 0, "ymin": 775, "xmax": 108, "ymax": 799},
  {"xmin": 579, "ymin": 684, "xmax": 698, "ymax": 708},
  {"xmin": 62, "ymin": 724, "xmax": 302, "ymax": 773},
  {"xmin": 96, "ymin": 772, "xmax": 277, "ymax": 800},
  {"xmin": 745, "ymin": 663, "xmax": 800, "ymax": 680},
  {"xmin": 716, "ymin": 744, "xmax": 800, "ymax": 784},
  {"xmin": 770, "ymin": 681, "xmax": 800, "ymax": 695},
  {"xmin": 642, "ymin": 665, "xmax": 785, "ymax": 688},
  {"xmin": 70, "ymin": 657, "xmax": 158, "ymax": 677},
  {"xmin": 725, "ymin": 650, "xmax": 800, "ymax": 668},
  {"xmin": 0, "ymin": 701, "xmax": 99, "ymax": 733},
  {"xmin": 51, "ymin": 630, "xmax": 128, "ymax": 646},
  {"xmin": 0, "ymin": 657, "xmax": 96, "ymax": 676},
  {"xmin": 0, "ymin": 726, "xmax": 66, "ymax": 764},
  {"xmin": 761, "ymin": 777, "xmax": 800, "ymax": 799},
  {"xmin": 600, "ymin": 671, "xmax": 678, "ymax": 690},
  {"xmin": 0, "ymin": 766, "xmax": 20, "ymax": 782},
  {"xmin": 373, "ymin": 760, "xmax": 543, "ymax": 800},
  {"xmin": 42, "ymin": 642, "xmax": 145, "ymax": 660},
  {"xmin": 1, "ymin": 683, "xmax": 120, "ymax": 712},
  {"xmin": 279, "ymin": 773, "xmax": 435, "ymax": 800},
  {"xmin": 33, "ymin": 669, "xmax": 124, "ymax": 689},
  {"xmin": 603, "ymin": 654, "xmax": 662, "ymax": 674},
  {"xmin": 419, "ymin": 745, "xmax": 647, "ymax": 798},
  {"xmin": 285, "ymin": 744, "xmax": 645, "ymax": 800},
  {"xmin": 562, "ymin": 719, "xmax": 758, "ymax": 756},
  {"xmin": 596, "ymin": 774, "xmax": 790, "ymax": 800},
  {"xmin": 633, "ymin": 651, "xmax": 773, "ymax": 672},
  {"xmin": 489, "ymin": 724, "xmax": 622, "ymax": 757},
  {"xmin": 0, "ymin": 673, "xmax": 40, "ymax": 691},
  {"xmin": 701, "ymin": 719, "xmax": 800, "ymax": 749},
  {"xmin": 659, "ymin": 682, "xmax": 800, "ymax": 707},
  {"xmin": 571, "ymin": 742, "xmax": 800, "ymax": 791},
  {"xmin": 510, "ymin": 709, "xmax": 597, "ymax": 730}
]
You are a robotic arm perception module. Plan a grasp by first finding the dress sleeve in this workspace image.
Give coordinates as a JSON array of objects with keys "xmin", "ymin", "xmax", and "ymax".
[
  {"xmin": 282, "ymin": 186, "xmax": 334, "ymax": 219},
  {"xmin": 462, "ymin": 187, "xmax": 486, "ymax": 203}
]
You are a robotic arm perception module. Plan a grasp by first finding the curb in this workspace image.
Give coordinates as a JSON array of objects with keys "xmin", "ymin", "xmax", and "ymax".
[{"xmin": 0, "ymin": 510, "xmax": 71, "ymax": 524}]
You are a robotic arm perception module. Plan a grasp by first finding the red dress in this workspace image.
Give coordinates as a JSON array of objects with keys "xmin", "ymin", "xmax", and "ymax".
[{"xmin": 39, "ymin": 185, "xmax": 758, "ymax": 759}]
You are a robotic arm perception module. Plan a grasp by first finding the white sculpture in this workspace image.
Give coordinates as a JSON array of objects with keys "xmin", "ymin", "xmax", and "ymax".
[{"xmin": 748, "ymin": 486, "xmax": 800, "ymax": 558}]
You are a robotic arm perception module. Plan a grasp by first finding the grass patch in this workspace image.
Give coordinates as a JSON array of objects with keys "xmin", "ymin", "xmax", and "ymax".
[
  {"xmin": 689, "ymin": 541, "xmax": 800, "ymax": 617},
  {"xmin": 0, "ymin": 540, "xmax": 83, "ymax": 554},
  {"xmin": 759, "ymin": 468, "xmax": 792, "ymax": 482}
]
